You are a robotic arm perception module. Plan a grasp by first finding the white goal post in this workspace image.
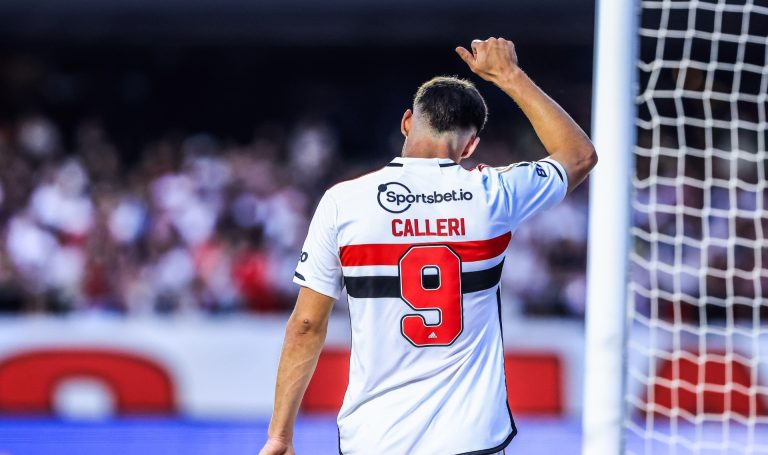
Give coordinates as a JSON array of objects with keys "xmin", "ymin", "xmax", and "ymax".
[
  {"xmin": 583, "ymin": 0, "xmax": 639, "ymax": 453},
  {"xmin": 585, "ymin": 0, "xmax": 768, "ymax": 454}
]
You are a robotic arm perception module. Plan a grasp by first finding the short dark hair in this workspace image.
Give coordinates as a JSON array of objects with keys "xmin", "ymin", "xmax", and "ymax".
[{"xmin": 413, "ymin": 76, "xmax": 488, "ymax": 134}]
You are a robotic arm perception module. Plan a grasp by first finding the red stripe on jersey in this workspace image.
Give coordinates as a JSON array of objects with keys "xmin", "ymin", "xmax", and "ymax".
[{"xmin": 339, "ymin": 231, "xmax": 511, "ymax": 266}]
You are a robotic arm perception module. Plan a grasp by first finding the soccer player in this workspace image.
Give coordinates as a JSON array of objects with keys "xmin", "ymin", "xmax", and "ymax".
[{"xmin": 260, "ymin": 37, "xmax": 597, "ymax": 455}]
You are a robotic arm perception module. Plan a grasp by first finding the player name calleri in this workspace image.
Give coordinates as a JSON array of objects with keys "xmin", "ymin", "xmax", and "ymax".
[{"xmin": 391, "ymin": 218, "xmax": 466, "ymax": 237}]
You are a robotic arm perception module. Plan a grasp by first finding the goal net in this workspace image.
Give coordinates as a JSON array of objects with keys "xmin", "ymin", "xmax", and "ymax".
[{"xmin": 627, "ymin": 0, "xmax": 768, "ymax": 453}]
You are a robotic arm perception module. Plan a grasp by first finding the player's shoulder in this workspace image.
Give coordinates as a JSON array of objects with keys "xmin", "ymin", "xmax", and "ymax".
[
  {"xmin": 465, "ymin": 161, "xmax": 527, "ymax": 185},
  {"xmin": 472, "ymin": 161, "xmax": 533, "ymax": 175},
  {"xmin": 474, "ymin": 158, "xmax": 565, "ymax": 182}
]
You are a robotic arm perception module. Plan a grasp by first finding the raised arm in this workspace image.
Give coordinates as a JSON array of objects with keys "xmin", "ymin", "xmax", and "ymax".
[
  {"xmin": 456, "ymin": 37, "xmax": 597, "ymax": 192},
  {"xmin": 260, "ymin": 287, "xmax": 336, "ymax": 455}
]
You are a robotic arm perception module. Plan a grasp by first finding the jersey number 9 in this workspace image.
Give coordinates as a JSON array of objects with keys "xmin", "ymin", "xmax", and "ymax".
[{"xmin": 398, "ymin": 245, "xmax": 463, "ymax": 347}]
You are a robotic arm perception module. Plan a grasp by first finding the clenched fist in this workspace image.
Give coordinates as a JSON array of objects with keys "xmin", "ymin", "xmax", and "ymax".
[{"xmin": 456, "ymin": 37, "xmax": 520, "ymax": 85}]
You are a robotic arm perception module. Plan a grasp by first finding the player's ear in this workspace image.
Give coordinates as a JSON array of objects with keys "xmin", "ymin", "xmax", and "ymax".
[
  {"xmin": 401, "ymin": 109, "xmax": 413, "ymax": 137},
  {"xmin": 460, "ymin": 135, "xmax": 481, "ymax": 160}
]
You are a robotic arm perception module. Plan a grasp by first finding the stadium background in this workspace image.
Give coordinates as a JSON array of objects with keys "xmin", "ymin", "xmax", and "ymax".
[{"xmin": 0, "ymin": 0, "xmax": 605, "ymax": 453}]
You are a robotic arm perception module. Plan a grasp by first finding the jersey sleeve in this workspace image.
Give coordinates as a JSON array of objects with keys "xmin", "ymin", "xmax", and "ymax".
[
  {"xmin": 293, "ymin": 191, "xmax": 343, "ymax": 299},
  {"xmin": 497, "ymin": 157, "xmax": 569, "ymax": 226}
]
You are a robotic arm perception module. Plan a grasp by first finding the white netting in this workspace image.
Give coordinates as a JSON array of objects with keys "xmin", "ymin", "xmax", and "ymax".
[{"xmin": 627, "ymin": 0, "xmax": 768, "ymax": 454}]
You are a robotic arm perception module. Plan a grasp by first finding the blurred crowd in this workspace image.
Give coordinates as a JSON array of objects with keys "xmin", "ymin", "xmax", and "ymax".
[
  {"xmin": 0, "ymin": 115, "xmax": 590, "ymax": 317},
  {"xmin": 631, "ymin": 126, "xmax": 767, "ymax": 323}
]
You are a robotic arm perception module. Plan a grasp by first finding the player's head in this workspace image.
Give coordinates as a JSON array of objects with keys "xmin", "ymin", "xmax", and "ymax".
[{"xmin": 401, "ymin": 76, "xmax": 488, "ymax": 162}]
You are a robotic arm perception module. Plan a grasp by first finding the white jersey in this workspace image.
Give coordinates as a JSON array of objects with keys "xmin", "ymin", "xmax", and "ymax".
[{"xmin": 294, "ymin": 156, "xmax": 568, "ymax": 455}]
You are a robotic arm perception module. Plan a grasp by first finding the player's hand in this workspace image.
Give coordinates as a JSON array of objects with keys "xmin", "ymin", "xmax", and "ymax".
[
  {"xmin": 259, "ymin": 438, "xmax": 295, "ymax": 455},
  {"xmin": 455, "ymin": 37, "xmax": 520, "ymax": 85}
]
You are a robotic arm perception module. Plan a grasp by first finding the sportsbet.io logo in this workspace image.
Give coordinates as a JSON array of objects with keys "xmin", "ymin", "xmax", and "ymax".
[{"xmin": 376, "ymin": 182, "xmax": 473, "ymax": 214}]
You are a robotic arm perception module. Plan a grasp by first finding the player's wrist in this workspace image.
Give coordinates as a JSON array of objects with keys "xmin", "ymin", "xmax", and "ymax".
[
  {"xmin": 267, "ymin": 427, "xmax": 293, "ymax": 443},
  {"xmin": 492, "ymin": 66, "xmax": 527, "ymax": 95}
]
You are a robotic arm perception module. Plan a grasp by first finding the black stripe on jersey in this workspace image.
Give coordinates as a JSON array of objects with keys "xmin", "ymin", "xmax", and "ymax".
[
  {"xmin": 385, "ymin": 162, "xmax": 404, "ymax": 167},
  {"xmin": 344, "ymin": 260, "xmax": 504, "ymax": 298},
  {"xmin": 461, "ymin": 260, "xmax": 504, "ymax": 293},
  {"xmin": 540, "ymin": 160, "xmax": 564, "ymax": 182},
  {"xmin": 294, "ymin": 271, "xmax": 306, "ymax": 281},
  {"xmin": 344, "ymin": 276, "xmax": 400, "ymax": 298}
]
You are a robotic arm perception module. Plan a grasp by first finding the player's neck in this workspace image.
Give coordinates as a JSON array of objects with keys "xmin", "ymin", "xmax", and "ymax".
[{"xmin": 401, "ymin": 136, "xmax": 460, "ymax": 162}]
